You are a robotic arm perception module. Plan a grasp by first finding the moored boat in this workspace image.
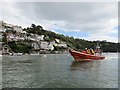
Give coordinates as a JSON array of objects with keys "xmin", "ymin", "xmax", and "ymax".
[{"xmin": 69, "ymin": 49, "xmax": 105, "ymax": 61}]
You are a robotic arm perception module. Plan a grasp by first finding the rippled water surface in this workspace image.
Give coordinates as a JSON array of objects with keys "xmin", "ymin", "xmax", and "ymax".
[{"xmin": 2, "ymin": 53, "xmax": 118, "ymax": 88}]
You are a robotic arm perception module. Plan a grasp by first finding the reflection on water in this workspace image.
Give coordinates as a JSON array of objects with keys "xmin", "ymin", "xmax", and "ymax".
[
  {"xmin": 2, "ymin": 53, "xmax": 118, "ymax": 88},
  {"xmin": 70, "ymin": 61, "xmax": 94, "ymax": 71}
]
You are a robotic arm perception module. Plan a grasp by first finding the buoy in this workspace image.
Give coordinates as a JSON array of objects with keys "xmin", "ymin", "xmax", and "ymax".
[{"xmin": 43, "ymin": 55, "xmax": 46, "ymax": 57}]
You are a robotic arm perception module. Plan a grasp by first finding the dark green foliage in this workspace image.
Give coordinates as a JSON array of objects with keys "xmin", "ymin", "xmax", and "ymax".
[
  {"xmin": 118, "ymin": 43, "xmax": 120, "ymax": 52},
  {"xmin": 53, "ymin": 46, "xmax": 67, "ymax": 51},
  {"xmin": 100, "ymin": 42, "xmax": 118, "ymax": 52},
  {"xmin": 2, "ymin": 33, "xmax": 7, "ymax": 43},
  {"xmin": 8, "ymin": 41, "xmax": 32, "ymax": 53}
]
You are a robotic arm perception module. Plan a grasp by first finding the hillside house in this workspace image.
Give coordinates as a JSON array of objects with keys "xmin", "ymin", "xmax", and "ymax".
[
  {"xmin": 13, "ymin": 26, "xmax": 23, "ymax": 33},
  {"xmin": 40, "ymin": 41, "xmax": 54, "ymax": 50}
]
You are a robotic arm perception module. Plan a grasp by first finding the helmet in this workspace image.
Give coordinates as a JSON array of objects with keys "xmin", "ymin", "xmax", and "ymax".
[{"xmin": 85, "ymin": 48, "xmax": 87, "ymax": 50}]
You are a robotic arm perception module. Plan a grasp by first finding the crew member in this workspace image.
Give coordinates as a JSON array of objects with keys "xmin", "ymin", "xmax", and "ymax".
[{"xmin": 90, "ymin": 48, "xmax": 95, "ymax": 55}]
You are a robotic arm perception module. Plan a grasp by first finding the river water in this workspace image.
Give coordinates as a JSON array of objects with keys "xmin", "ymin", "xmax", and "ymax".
[{"xmin": 2, "ymin": 53, "xmax": 118, "ymax": 88}]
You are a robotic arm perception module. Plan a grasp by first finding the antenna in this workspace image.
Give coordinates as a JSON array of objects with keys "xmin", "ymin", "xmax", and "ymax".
[{"xmin": 96, "ymin": 42, "xmax": 100, "ymax": 49}]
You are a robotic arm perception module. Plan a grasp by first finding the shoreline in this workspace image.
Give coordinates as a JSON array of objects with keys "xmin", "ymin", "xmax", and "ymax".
[
  {"xmin": 1, "ymin": 52, "xmax": 119, "ymax": 57},
  {"xmin": 1, "ymin": 50, "xmax": 69, "ymax": 56}
]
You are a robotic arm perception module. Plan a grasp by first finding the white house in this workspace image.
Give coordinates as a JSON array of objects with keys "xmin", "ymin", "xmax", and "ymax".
[
  {"xmin": 48, "ymin": 42, "xmax": 54, "ymax": 50},
  {"xmin": 55, "ymin": 38, "xmax": 60, "ymax": 43},
  {"xmin": 50, "ymin": 41, "xmax": 57, "ymax": 46},
  {"xmin": 29, "ymin": 37, "xmax": 36, "ymax": 41},
  {"xmin": 7, "ymin": 34, "xmax": 18, "ymax": 41},
  {"xmin": 40, "ymin": 41, "xmax": 48, "ymax": 50},
  {"xmin": 21, "ymin": 31, "xmax": 27, "ymax": 34},
  {"xmin": 13, "ymin": 26, "xmax": 23, "ymax": 33},
  {"xmin": 37, "ymin": 35, "xmax": 44, "ymax": 41},
  {"xmin": 0, "ymin": 21, "xmax": 3, "ymax": 29},
  {"xmin": 0, "ymin": 33, "xmax": 2, "ymax": 39},
  {"xmin": 0, "ymin": 29, "xmax": 3, "ymax": 33},
  {"xmin": 0, "ymin": 42, "xmax": 2, "ymax": 55},
  {"xmin": 57, "ymin": 43, "xmax": 67, "ymax": 48},
  {"xmin": 40, "ymin": 41, "xmax": 54, "ymax": 50},
  {"xmin": 4, "ymin": 23, "xmax": 13, "ymax": 28},
  {"xmin": 0, "ymin": 21, "xmax": 5, "ymax": 32},
  {"xmin": 27, "ymin": 34, "xmax": 36, "ymax": 41},
  {"xmin": 50, "ymin": 40, "xmax": 67, "ymax": 48},
  {"xmin": 27, "ymin": 34, "xmax": 44, "ymax": 41}
]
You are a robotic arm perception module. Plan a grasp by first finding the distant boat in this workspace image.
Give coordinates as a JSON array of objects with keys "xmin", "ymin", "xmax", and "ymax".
[
  {"xmin": 69, "ymin": 49, "xmax": 105, "ymax": 61},
  {"xmin": 30, "ymin": 53, "xmax": 40, "ymax": 55},
  {"xmin": 13, "ymin": 53, "xmax": 23, "ymax": 56}
]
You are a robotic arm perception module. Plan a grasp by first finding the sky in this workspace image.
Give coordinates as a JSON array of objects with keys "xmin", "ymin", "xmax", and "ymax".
[{"xmin": 0, "ymin": 0, "xmax": 118, "ymax": 43}]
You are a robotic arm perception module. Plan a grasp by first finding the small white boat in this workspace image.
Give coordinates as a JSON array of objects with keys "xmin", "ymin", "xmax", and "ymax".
[
  {"xmin": 30, "ymin": 53, "xmax": 40, "ymax": 55},
  {"xmin": 13, "ymin": 53, "xmax": 23, "ymax": 56}
]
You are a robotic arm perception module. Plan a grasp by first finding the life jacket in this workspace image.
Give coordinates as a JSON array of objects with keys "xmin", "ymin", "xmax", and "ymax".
[
  {"xmin": 91, "ymin": 49, "xmax": 95, "ymax": 54},
  {"xmin": 87, "ymin": 49, "xmax": 90, "ymax": 54}
]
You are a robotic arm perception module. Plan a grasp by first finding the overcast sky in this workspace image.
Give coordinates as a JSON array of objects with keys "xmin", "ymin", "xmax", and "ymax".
[{"xmin": 0, "ymin": 1, "xmax": 118, "ymax": 42}]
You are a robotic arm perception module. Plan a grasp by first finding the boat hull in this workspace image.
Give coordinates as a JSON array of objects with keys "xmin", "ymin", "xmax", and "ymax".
[{"xmin": 69, "ymin": 50, "xmax": 105, "ymax": 61}]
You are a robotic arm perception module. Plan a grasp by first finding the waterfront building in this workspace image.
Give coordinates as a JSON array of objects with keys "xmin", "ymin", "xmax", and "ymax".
[{"xmin": 2, "ymin": 45, "xmax": 13, "ymax": 55}]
